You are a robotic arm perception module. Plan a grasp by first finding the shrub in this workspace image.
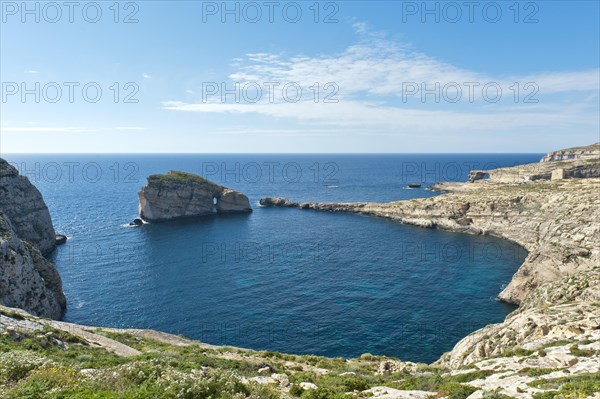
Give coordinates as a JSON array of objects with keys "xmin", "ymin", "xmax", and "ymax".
[{"xmin": 0, "ymin": 350, "xmax": 48, "ymax": 383}]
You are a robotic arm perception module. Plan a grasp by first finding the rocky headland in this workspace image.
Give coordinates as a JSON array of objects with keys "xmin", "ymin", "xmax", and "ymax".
[
  {"xmin": 0, "ymin": 159, "xmax": 66, "ymax": 320},
  {"xmin": 0, "ymin": 159, "xmax": 57, "ymax": 256},
  {"xmin": 138, "ymin": 171, "xmax": 252, "ymax": 222},
  {"xmin": 1, "ymin": 145, "xmax": 599, "ymax": 398},
  {"xmin": 540, "ymin": 142, "xmax": 599, "ymax": 163}
]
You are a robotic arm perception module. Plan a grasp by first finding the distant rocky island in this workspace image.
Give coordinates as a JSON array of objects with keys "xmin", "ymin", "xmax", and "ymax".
[
  {"xmin": 1, "ymin": 144, "xmax": 599, "ymax": 398},
  {"xmin": 137, "ymin": 170, "xmax": 252, "ymax": 222}
]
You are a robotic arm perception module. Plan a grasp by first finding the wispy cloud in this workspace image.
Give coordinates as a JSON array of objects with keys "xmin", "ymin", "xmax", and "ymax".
[
  {"xmin": 162, "ymin": 24, "xmax": 599, "ymax": 134},
  {"xmin": 143, "ymin": 73, "xmax": 152, "ymax": 79},
  {"xmin": 163, "ymin": 101, "xmax": 596, "ymax": 131},
  {"xmin": 24, "ymin": 70, "xmax": 40, "ymax": 74}
]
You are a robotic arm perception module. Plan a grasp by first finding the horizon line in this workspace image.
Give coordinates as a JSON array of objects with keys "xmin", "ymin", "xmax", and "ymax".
[{"xmin": 0, "ymin": 151, "xmax": 547, "ymax": 155}]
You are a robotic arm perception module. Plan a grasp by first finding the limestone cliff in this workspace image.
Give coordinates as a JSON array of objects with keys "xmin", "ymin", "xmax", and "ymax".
[
  {"xmin": 0, "ymin": 158, "xmax": 66, "ymax": 320},
  {"xmin": 0, "ymin": 159, "xmax": 56, "ymax": 255},
  {"xmin": 0, "ymin": 213, "xmax": 66, "ymax": 320},
  {"xmin": 138, "ymin": 171, "xmax": 252, "ymax": 222},
  {"xmin": 540, "ymin": 142, "xmax": 599, "ymax": 162}
]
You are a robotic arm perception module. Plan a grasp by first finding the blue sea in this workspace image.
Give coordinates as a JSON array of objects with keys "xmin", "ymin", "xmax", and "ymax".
[{"xmin": 4, "ymin": 154, "xmax": 539, "ymax": 363}]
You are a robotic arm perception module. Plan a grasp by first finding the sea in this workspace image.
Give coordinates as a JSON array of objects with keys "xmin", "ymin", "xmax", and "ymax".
[{"xmin": 3, "ymin": 153, "xmax": 540, "ymax": 363}]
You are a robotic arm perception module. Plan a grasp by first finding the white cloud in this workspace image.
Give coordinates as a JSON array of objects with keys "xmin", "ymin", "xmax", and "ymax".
[
  {"xmin": 24, "ymin": 70, "xmax": 40, "ymax": 74},
  {"xmin": 162, "ymin": 24, "xmax": 599, "ymax": 134},
  {"xmin": 163, "ymin": 100, "xmax": 596, "ymax": 131},
  {"xmin": 143, "ymin": 73, "xmax": 152, "ymax": 79}
]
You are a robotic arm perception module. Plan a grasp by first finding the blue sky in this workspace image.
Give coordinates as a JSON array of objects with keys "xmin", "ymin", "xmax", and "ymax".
[{"xmin": 1, "ymin": 0, "xmax": 599, "ymax": 153}]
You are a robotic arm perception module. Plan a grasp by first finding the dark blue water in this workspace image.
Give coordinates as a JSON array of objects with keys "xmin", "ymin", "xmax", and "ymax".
[{"xmin": 3, "ymin": 154, "xmax": 537, "ymax": 363}]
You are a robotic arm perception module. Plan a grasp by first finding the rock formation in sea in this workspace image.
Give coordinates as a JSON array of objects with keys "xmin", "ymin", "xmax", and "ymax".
[
  {"xmin": 138, "ymin": 171, "xmax": 252, "ymax": 222},
  {"xmin": 0, "ymin": 158, "xmax": 66, "ymax": 320}
]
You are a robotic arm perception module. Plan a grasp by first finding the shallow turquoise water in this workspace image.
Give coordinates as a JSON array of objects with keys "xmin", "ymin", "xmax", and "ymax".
[{"xmin": 4, "ymin": 154, "xmax": 535, "ymax": 362}]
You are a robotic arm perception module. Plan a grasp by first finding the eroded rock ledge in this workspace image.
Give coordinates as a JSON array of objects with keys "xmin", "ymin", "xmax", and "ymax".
[{"xmin": 138, "ymin": 171, "xmax": 252, "ymax": 222}]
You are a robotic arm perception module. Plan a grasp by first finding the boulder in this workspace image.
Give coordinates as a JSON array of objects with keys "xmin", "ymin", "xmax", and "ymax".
[
  {"xmin": 299, "ymin": 382, "xmax": 317, "ymax": 390},
  {"xmin": 130, "ymin": 218, "xmax": 144, "ymax": 226}
]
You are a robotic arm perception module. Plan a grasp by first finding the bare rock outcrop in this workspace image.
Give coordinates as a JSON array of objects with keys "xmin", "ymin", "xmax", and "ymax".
[
  {"xmin": 0, "ymin": 158, "xmax": 65, "ymax": 320},
  {"xmin": 0, "ymin": 212, "xmax": 66, "ymax": 319},
  {"xmin": 540, "ymin": 142, "xmax": 599, "ymax": 162},
  {"xmin": 0, "ymin": 159, "xmax": 56, "ymax": 255},
  {"xmin": 437, "ymin": 269, "xmax": 600, "ymax": 368},
  {"xmin": 138, "ymin": 171, "xmax": 251, "ymax": 222}
]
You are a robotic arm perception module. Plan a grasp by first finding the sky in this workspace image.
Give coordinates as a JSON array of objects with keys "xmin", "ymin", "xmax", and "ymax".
[{"xmin": 1, "ymin": 0, "xmax": 599, "ymax": 153}]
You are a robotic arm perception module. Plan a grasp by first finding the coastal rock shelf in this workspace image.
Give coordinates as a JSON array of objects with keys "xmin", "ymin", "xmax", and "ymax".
[{"xmin": 138, "ymin": 171, "xmax": 252, "ymax": 222}]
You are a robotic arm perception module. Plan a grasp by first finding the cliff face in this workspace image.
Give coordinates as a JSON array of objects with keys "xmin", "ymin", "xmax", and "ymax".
[
  {"xmin": 0, "ymin": 159, "xmax": 56, "ymax": 255},
  {"xmin": 139, "ymin": 171, "xmax": 252, "ymax": 222},
  {"xmin": 0, "ymin": 158, "xmax": 65, "ymax": 320},
  {"xmin": 540, "ymin": 142, "xmax": 599, "ymax": 162},
  {"xmin": 0, "ymin": 213, "xmax": 66, "ymax": 320}
]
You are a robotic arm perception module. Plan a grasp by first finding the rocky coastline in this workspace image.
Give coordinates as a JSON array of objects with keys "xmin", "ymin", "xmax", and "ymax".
[
  {"xmin": 259, "ymin": 143, "xmax": 600, "ymax": 370},
  {"xmin": 1, "ymin": 145, "xmax": 599, "ymax": 398}
]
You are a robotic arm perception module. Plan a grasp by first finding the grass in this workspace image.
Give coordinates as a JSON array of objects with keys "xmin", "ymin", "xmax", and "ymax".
[
  {"xmin": 518, "ymin": 368, "xmax": 560, "ymax": 377},
  {"xmin": 148, "ymin": 171, "xmax": 216, "ymax": 186},
  {"xmin": 1, "ymin": 318, "xmax": 596, "ymax": 399},
  {"xmin": 386, "ymin": 372, "xmax": 479, "ymax": 399},
  {"xmin": 528, "ymin": 372, "xmax": 600, "ymax": 399},
  {"xmin": 0, "ymin": 327, "xmax": 281, "ymax": 398},
  {"xmin": 0, "ymin": 308, "xmax": 26, "ymax": 320},
  {"xmin": 569, "ymin": 345, "xmax": 596, "ymax": 357}
]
